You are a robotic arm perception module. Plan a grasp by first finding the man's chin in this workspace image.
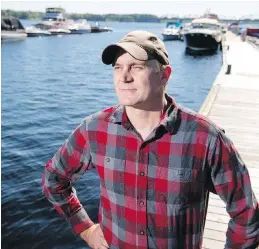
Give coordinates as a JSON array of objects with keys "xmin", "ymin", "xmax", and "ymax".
[
  {"xmin": 118, "ymin": 98, "xmax": 137, "ymax": 106},
  {"xmin": 119, "ymin": 102, "xmax": 135, "ymax": 106}
]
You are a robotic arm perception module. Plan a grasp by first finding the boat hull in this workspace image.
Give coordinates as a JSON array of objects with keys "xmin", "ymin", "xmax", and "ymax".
[
  {"xmin": 27, "ymin": 32, "xmax": 51, "ymax": 37},
  {"xmin": 91, "ymin": 27, "xmax": 112, "ymax": 33},
  {"xmin": 1, "ymin": 31, "xmax": 27, "ymax": 42},
  {"xmin": 184, "ymin": 33, "xmax": 220, "ymax": 52},
  {"xmin": 69, "ymin": 29, "xmax": 91, "ymax": 34},
  {"xmin": 49, "ymin": 29, "xmax": 71, "ymax": 35},
  {"xmin": 26, "ymin": 30, "xmax": 51, "ymax": 37},
  {"xmin": 162, "ymin": 34, "xmax": 181, "ymax": 41}
]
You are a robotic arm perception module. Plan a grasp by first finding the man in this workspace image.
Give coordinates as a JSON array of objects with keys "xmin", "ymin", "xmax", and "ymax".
[{"xmin": 42, "ymin": 30, "xmax": 259, "ymax": 249}]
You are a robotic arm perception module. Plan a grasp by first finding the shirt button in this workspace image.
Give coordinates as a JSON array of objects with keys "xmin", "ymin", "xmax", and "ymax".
[
  {"xmin": 105, "ymin": 158, "xmax": 110, "ymax": 162},
  {"xmin": 140, "ymin": 172, "xmax": 145, "ymax": 176},
  {"xmin": 140, "ymin": 230, "xmax": 145, "ymax": 235},
  {"xmin": 139, "ymin": 201, "xmax": 145, "ymax": 206}
]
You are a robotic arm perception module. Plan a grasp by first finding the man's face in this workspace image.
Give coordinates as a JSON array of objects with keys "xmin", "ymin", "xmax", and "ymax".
[{"xmin": 113, "ymin": 51, "xmax": 169, "ymax": 109}]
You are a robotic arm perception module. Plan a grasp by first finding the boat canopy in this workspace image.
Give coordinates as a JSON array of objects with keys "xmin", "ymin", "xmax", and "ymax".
[
  {"xmin": 166, "ymin": 21, "xmax": 182, "ymax": 28},
  {"xmin": 1, "ymin": 16, "xmax": 25, "ymax": 31}
]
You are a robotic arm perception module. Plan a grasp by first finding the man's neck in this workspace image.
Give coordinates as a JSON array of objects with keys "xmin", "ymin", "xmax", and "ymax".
[{"xmin": 125, "ymin": 97, "xmax": 168, "ymax": 140}]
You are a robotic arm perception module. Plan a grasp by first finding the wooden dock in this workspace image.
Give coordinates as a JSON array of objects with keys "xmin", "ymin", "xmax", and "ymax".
[{"xmin": 199, "ymin": 31, "xmax": 259, "ymax": 249}]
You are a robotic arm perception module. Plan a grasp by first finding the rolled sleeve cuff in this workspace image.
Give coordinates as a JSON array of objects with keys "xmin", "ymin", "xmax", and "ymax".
[{"xmin": 67, "ymin": 208, "xmax": 94, "ymax": 235}]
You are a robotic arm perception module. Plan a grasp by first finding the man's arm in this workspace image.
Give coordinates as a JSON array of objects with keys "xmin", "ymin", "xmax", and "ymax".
[
  {"xmin": 42, "ymin": 121, "xmax": 95, "ymax": 235},
  {"xmin": 210, "ymin": 130, "xmax": 259, "ymax": 249}
]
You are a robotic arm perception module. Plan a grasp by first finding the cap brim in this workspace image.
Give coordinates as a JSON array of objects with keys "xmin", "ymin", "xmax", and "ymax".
[{"xmin": 102, "ymin": 42, "xmax": 148, "ymax": 65}]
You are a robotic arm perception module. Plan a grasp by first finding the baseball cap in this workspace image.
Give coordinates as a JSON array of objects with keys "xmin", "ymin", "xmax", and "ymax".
[{"xmin": 102, "ymin": 30, "xmax": 169, "ymax": 65}]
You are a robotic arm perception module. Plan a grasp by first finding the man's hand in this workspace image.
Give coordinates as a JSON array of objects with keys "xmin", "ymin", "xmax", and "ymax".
[{"xmin": 80, "ymin": 224, "xmax": 109, "ymax": 249}]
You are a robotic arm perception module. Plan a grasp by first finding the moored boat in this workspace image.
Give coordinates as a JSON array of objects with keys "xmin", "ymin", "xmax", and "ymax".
[
  {"xmin": 162, "ymin": 21, "xmax": 183, "ymax": 41},
  {"xmin": 34, "ymin": 7, "xmax": 71, "ymax": 35},
  {"xmin": 184, "ymin": 17, "xmax": 223, "ymax": 53},
  {"xmin": 34, "ymin": 7, "xmax": 92, "ymax": 35},
  {"xmin": 68, "ymin": 19, "xmax": 91, "ymax": 34},
  {"xmin": 246, "ymin": 28, "xmax": 259, "ymax": 38},
  {"xmin": 91, "ymin": 22, "xmax": 113, "ymax": 33},
  {"xmin": 1, "ymin": 16, "xmax": 27, "ymax": 42},
  {"xmin": 101, "ymin": 26, "xmax": 113, "ymax": 32}
]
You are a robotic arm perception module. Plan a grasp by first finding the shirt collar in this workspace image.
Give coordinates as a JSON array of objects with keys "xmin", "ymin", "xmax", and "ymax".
[
  {"xmin": 106, "ymin": 94, "xmax": 179, "ymax": 134},
  {"xmin": 159, "ymin": 94, "xmax": 178, "ymax": 134}
]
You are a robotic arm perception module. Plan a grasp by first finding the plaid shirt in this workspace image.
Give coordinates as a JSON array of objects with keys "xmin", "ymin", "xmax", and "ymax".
[{"xmin": 42, "ymin": 94, "xmax": 259, "ymax": 249}]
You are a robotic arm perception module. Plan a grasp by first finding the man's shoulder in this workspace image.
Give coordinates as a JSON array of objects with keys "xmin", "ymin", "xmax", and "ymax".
[
  {"xmin": 82, "ymin": 105, "xmax": 120, "ymax": 124},
  {"xmin": 178, "ymin": 105, "xmax": 224, "ymax": 136}
]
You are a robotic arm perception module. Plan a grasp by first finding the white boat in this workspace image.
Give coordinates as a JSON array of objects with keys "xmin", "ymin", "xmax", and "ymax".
[
  {"xmin": 34, "ymin": 7, "xmax": 71, "ymax": 35},
  {"xmin": 162, "ymin": 21, "xmax": 183, "ymax": 41},
  {"xmin": 68, "ymin": 19, "xmax": 91, "ymax": 34},
  {"xmin": 102, "ymin": 26, "xmax": 113, "ymax": 32},
  {"xmin": 183, "ymin": 17, "xmax": 223, "ymax": 52},
  {"xmin": 90, "ymin": 22, "xmax": 113, "ymax": 33},
  {"xmin": 35, "ymin": 7, "xmax": 91, "ymax": 35},
  {"xmin": 1, "ymin": 16, "xmax": 27, "ymax": 42}
]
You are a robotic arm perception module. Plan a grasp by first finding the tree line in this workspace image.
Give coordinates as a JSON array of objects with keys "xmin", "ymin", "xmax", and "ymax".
[
  {"xmin": 0, "ymin": 9, "xmax": 194, "ymax": 22},
  {"xmin": 2, "ymin": 9, "xmax": 258, "ymax": 22},
  {"xmin": 2, "ymin": 10, "xmax": 43, "ymax": 20}
]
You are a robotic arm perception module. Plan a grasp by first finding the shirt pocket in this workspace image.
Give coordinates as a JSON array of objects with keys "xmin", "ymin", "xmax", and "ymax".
[
  {"xmin": 169, "ymin": 168, "xmax": 192, "ymax": 182},
  {"xmin": 169, "ymin": 167, "xmax": 206, "ymax": 206},
  {"xmin": 101, "ymin": 156, "xmax": 126, "ymax": 200},
  {"xmin": 103, "ymin": 156, "xmax": 125, "ymax": 172},
  {"xmin": 94, "ymin": 154, "xmax": 125, "ymax": 179}
]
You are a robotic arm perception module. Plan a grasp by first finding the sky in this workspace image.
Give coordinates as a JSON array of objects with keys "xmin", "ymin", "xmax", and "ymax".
[{"xmin": 1, "ymin": 0, "xmax": 259, "ymax": 19}]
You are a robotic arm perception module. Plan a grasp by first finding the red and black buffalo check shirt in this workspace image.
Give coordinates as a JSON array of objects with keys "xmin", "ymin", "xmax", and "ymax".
[{"xmin": 42, "ymin": 94, "xmax": 259, "ymax": 249}]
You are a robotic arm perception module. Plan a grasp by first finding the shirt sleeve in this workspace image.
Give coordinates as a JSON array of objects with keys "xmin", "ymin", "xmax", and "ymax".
[
  {"xmin": 210, "ymin": 130, "xmax": 259, "ymax": 249},
  {"xmin": 42, "ymin": 120, "xmax": 95, "ymax": 235}
]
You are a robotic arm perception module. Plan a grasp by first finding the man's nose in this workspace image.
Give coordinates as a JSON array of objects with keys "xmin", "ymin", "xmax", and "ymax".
[{"xmin": 120, "ymin": 68, "xmax": 133, "ymax": 83}]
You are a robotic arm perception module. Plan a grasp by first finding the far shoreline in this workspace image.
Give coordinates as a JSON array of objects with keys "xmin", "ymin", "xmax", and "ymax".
[{"xmin": 2, "ymin": 9, "xmax": 259, "ymax": 23}]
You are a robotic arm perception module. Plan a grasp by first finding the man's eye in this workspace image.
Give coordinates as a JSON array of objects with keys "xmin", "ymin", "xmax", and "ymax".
[
  {"xmin": 131, "ymin": 66, "xmax": 144, "ymax": 71},
  {"xmin": 114, "ymin": 66, "xmax": 122, "ymax": 70}
]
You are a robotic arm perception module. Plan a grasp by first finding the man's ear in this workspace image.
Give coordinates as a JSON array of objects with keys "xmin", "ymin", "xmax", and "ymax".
[{"xmin": 162, "ymin": 65, "xmax": 172, "ymax": 81}]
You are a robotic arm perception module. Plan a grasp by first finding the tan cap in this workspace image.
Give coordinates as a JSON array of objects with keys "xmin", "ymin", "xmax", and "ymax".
[{"xmin": 102, "ymin": 30, "xmax": 169, "ymax": 65}]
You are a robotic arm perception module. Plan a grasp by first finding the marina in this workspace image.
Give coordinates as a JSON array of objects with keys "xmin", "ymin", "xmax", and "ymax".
[{"xmin": 1, "ymin": 4, "xmax": 259, "ymax": 249}]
